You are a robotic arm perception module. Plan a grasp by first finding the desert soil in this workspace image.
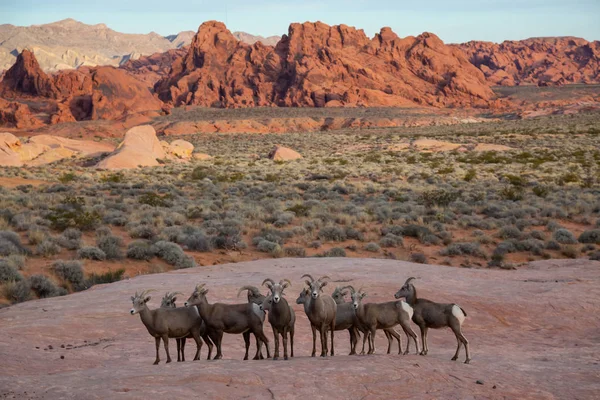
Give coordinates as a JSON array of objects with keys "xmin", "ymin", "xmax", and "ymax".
[{"xmin": 0, "ymin": 258, "xmax": 599, "ymax": 399}]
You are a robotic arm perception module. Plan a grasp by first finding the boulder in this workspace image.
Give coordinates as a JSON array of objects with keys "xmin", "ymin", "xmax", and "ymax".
[
  {"xmin": 0, "ymin": 132, "xmax": 23, "ymax": 166},
  {"xmin": 26, "ymin": 147, "xmax": 77, "ymax": 166},
  {"xmin": 96, "ymin": 125, "xmax": 166, "ymax": 170},
  {"xmin": 192, "ymin": 153, "xmax": 213, "ymax": 161},
  {"xmin": 166, "ymin": 139, "xmax": 194, "ymax": 159},
  {"xmin": 29, "ymin": 135, "xmax": 115, "ymax": 157},
  {"xmin": 268, "ymin": 145, "xmax": 302, "ymax": 161}
]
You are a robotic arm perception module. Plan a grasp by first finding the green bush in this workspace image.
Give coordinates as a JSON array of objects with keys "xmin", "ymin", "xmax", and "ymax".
[
  {"xmin": 86, "ymin": 268, "xmax": 125, "ymax": 287},
  {"xmin": 321, "ymin": 247, "xmax": 347, "ymax": 257},
  {"xmin": 318, "ymin": 226, "xmax": 347, "ymax": 242},
  {"xmin": 0, "ymin": 261, "xmax": 23, "ymax": 283},
  {"xmin": 364, "ymin": 242, "xmax": 381, "ymax": 252},
  {"xmin": 154, "ymin": 241, "xmax": 196, "ymax": 269},
  {"xmin": 36, "ymin": 239, "xmax": 61, "ymax": 257},
  {"xmin": 139, "ymin": 193, "xmax": 173, "ymax": 207},
  {"xmin": 97, "ymin": 235, "xmax": 124, "ymax": 260},
  {"xmin": 52, "ymin": 260, "xmax": 85, "ymax": 290},
  {"xmin": 77, "ymin": 246, "xmax": 106, "ymax": 261},
  {"xmin": 553, "ymin": 229, "xmax": 577, "ymax": 245},
  {"xmin": 2, "ymin": 280, "xmax": 32, "ymax": 303},
  {"xmin": 126, "ymin": 241, "xmax": 157, "ymax": 261},
  {"xmin": 283, "ymin": 247, "xmax": 306, "ymax": 257},
  {"xmin": 578, "ymin": 229, "xmax": 600, "ymax": 244},
  {"xmin": 420, "ymin": 189, "xmax": 460, "ymax": 208},
  {"xmin": 29, "ymin": 275, "xmax": 65, "ymax": 298}
]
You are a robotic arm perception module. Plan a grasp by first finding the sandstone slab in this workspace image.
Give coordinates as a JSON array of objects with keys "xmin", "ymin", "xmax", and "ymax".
[
  {"xmin": 96, "ymin": 125, "xmax": 166, "ymax": 170},
  {"xmin": 269, "ymin": 145, "xmax": 302, "ymax": 161}
]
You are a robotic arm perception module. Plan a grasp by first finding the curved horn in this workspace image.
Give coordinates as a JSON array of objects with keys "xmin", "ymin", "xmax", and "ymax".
[
  {"xmin": 280, "ymin": 279, "xmax": 292, "ymax": 288},
  {"xmin": 195, "ymin": 283, "xmax": 206, "ymax": 292},
  {"xmin": 405, "ymin": 277, "xmax": 417, "ymax": 286},
  {"xmin": 237, "ymin": 285, "xmax": 259, "ymax": 298},
  {"xmin": 340, "ymin": 285, "xmax": 356, "ymax": 294},
  {"xmin": 317, "ymin": 275, "xmax": 330, "ymax": 282},
  {"xmin": 301, "ymin": 274, "xmax": 315, "ymax": 282},
  {"xmin": 262, "ymin": 278, "xmax": 276, "ymax": 288}
]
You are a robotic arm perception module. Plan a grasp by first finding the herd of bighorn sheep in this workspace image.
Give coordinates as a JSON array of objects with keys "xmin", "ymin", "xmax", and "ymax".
[{"xmin": 130, "ymin": 276, "xmax": 471, "ymax": 365}]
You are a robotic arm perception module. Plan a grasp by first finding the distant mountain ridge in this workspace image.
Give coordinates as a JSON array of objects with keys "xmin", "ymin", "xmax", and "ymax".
[{"xmin": 0, "ymin": 19, "xmax": 281, "ymax": 72}]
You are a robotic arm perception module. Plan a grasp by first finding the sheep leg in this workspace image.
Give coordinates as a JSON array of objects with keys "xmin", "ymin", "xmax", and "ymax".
[
  {"xmin": 399, "ymin": 321, "xmax": 419, "ymax": 355},
  {"xmin": 162, "ymin": 335, "xmax": 172, "ymax": 363},
  {"xmin": 213, "ymin": 331, "xmax": 224, "ymax": 360},
  {"xmin": 283, "ymin": 327, "xmax": 289, "ymax": 360},
  {"xmin": 255, "ymin": 329, "xmax": 271, "ymax": 359},
  {"xmin": 273, "ymin": 327, "xmax": 280, "ymax": 360},
  {"xmin": 391, "ymin": 329, "xmax": 402, "ymax": 355},
  {"xmin": 289, "ymin": 326, "xmax": 294, "ymax": 358},
  {"xmin": 202, "ymin": 334, "xmax": 213, "ymax": 360},
  {"xmin": 330, "ymin": 320, "xmax": 335, "ymax": 356},
  {"xmin": 310, "ymin": 324, "xmax": 317, "ymax": 357},
  {"xmin": 450, "ymin": 323, "xmax": 471, "ymax": 364},
  {"xmin": 176, "ymin": 338, "xmax": 181, "ymax": 362},
  {"xmin": 360, "ymin": 329, "xmax": 368, "ymax": 355},
  {"xmin": 348, "ymin": 328, "xmax": 356, "ymax": 355},
  {"xmin": 368, "ymin": 328, "xmax": 376, "ymax": 354},
  {"xmin": 181, "ymin": 338, "xmax": 187, "ymax": 361},
  {"xmin": 256, "ymin": 335, "xmax": 264, "ymax": 359},
  {"xmin": 419, "ymin": 326, "xmax": 429, "ymax": 356},
  {"xmin": 384, "ymin": 330, "xmax": 392, "ymax": 354},
  {"xmin": 243, "ymin": 331, "xmax": 251, "ymax": 360},
  {"xmin": 191, "ymin": 332, "xmax": 202, "ymax": 361},
  {"xmin": 320, "ymin": 325, "xmax": 328, "ymax": 357},
  {"xmin": 153, "ymin": 337, "xmax": 161, "ymax": 365}
]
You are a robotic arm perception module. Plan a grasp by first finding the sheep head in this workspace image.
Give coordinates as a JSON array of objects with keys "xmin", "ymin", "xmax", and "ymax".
[
  {"xmin": 160, "ymin": 291, "xmax": 182, "ymax": 308},
  {"xmin": 130, "ymin": 289, "xmax": 155, "ymax": 314},
  {"xmin": 331, "ymin": 285, "xmax": 350, "ymax": 305},
  {"xmin": 185, "ymin": 284, "xmax": 208, "ymax": 307},
  {"xmin": 263, "ymin": 278, "xmax": 292, "ymax": 304},
  {"xmin": 302, "ymin": 274, "xmax": 330, "ymax": 300},
  {"xmin": 394, "ymin": 277, "xmax": 416, "ymax": 300},
  {"xmin": 296, "ymin": 287, "xmax": 310, "ymax": 305},
  {"xmin": 237, "ymin": 285, "xmax": 265, "ymax": 305},
  {"xmin": 350, "ymin": 287, "xmax": 367, "ymax": 310}
]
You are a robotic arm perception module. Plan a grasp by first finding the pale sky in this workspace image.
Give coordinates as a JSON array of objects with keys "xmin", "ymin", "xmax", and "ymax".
[{"xmin": 1, "ymin": 0, "xmax": 598, "ymax": 43}]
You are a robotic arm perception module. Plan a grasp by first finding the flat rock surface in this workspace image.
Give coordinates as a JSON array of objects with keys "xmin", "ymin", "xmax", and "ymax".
[{"xmin": 0, "ymin": 258, "xmax": 599, "ymax": 400}]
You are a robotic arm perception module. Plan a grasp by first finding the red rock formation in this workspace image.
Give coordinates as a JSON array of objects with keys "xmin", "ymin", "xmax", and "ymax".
[
  {"xmin": 121, "ymin": 47, "xmax": 189, "ymax": 88},
  {"xmin": 0, "ymin": 49, "xmax": 58, "ymax": 98},
  {"xmin": 0, "ymin": 98, "xmax": 43, "ymax": 129},
  {"xmin": 155, "ymin": 21, "xmax": 494, "ymax": 108},
  {"xmin": 457, "ymin": 37, "xmax": 600, "ymax": 86}
]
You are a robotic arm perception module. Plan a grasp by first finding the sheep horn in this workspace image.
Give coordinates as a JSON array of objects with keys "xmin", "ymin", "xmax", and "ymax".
[
  {"xmin": 237, "ymin": 285, "xmax": 259, "ymax": 298},
  {"xmin": 195, "ymin": 283, "xmax": 206, "ymax": 292},
  {"xmin": 340, "ymin": 285, "xmax": 356, "ymax": 294},
  {"xmin": 405, "ymin": 277, "xmax": 417, "ymax": 286},
  {"xmin": 280, "ymin": 279, "xmax": 292, "ymax": 288},
  {"xmin": 317, "ymin": 275, "xmax": 330, "ymax": 282},
  {"xmin": 301, "ymin": 274, "xmax": 315, "ymax": 282},
  {"xmin": 262, "ymin": 278, "xmax": 275, "ymax": 288}
]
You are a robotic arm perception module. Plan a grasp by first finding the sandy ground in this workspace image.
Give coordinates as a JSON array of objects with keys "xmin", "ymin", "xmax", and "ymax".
[{"xmin": 0, "ymin": 258, "xmax": 599, "ymax": 399}]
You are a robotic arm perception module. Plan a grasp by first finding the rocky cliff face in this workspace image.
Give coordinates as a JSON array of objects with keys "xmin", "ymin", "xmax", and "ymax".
[
  {"xmin": 154, "ymin": 21, "xmax": 494, "ymax": 108},
  {"xmin": 457, "ymin": 37, "xmax": 600, "ymax": 86}
]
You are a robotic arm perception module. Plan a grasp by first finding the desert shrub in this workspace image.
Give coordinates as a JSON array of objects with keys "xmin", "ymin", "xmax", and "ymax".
[
  {"xmin": 546, "ymin": 221, "xmax": 563, "ymax": 232},
  {"xmin": 29, "ymin": 275, "xmax": 65, "ymax": 298},
  {"xmin": 183, "ymin": 234, "xmax": 213, "ymax": 252},
  {"xmin": 590, "ymin": 251, "xmax": 600, "ymax": 261},
  {"xmin": 0, "ymin": 261, "xmax": 23, "ymax": 283},
  {"xmin": 528, "ymin": 230, "xmax": 546, "ymax": 241},
  {"xmin": 318, "ymin": 226, "xmax": 347, "ymax": 242},
  {"xmin": 86, "ymin": 268, "xmax": 125, "ymax": 287},
  {"xmin": 321, "ymin": 247, "xmax": 347, "ymax": 257},
  {"xmin": 561, "ymin": 246, "xmax": 579, "ymax": 259},
  {"xmin": 2, "ymin": 280, "xmax": 32, "ymax": 303},
  {"xmin": 190, "ymin": 166, "xmax": 215, "ymax": 180},
  {"xmin": 410, "ymin": 253, "xmax": 428, "ymax": 264},
  {"xmin": 379, "ymin": 234, "xmax": 403, "ymax": 248},
  {"xmin": 500, "ymin": 186, "xmax": 524, "ymax": 201},
  {"xmin": 77, "ymin": 246, "xmax": 106, "ymax": 261},
  {"xmin": 58, "ymin": 228, "xmax": 83, "ymax": 250},
  {"xmin": 421, "ymin": 234, "xmax": 442, "ymax": 245},
  {"xmin": 273, "ymin": 212, "xmax": 295, "ymax": 228},
  {"xmin": 97, "ymin": 235, "xmax": 124, "ymax": 260},
  {"xmin": 284, "ymin": 247, "xmax": 306, "ymax": 257},
  {"xmin": 46, "ymin": 196, "xmax": 101, "ymax": 231},
  {"xmin": 285, "ymin": 204, "xmax": 311, "ymax": 217},
  {"xmin": 463, "ymin": 169, "xmax": 476, "ymax": 182},
  {"xmin": 103, "ymin": 211, "xmax": 129, "ymax": 226},
  {"xmin": 545, "ymin": 240, "xmax": 561, "ymax": 251},
  {"xmin": 95, "ymin": 226, "xmax": 113, "ymax": 238},
  {"xmin": 364, "ymin": 242, "xmax": 381, "ymax": 252},
  {"xmin": 257, "ymin": 240, "xmax": 281, "ymax": 253},
  {"xmin": 553, "ymin": 229, "xmax": 577, "ymax": 244},
  {"xmin": 128, "ymin": 224, "xmax": 157, "ymax": 240},
  {"xmin": 0, "ymin": 231, "xmax": 27, "ymax": 256},
  {"xmin": 532, "ymin": 185, "xmax": 550, "ymax": 198},
  {"xmin": 27, "ymin": 226, "xmax": 48, "ymax": 245},
  {"xmin": 154, "ymin": 241, "xmax": 196, "ymax": 269},
  {"xmin": 52, "ymin": 260, "xmax": 85, "ymax": 290},
  {"xmin": 578, "ymin": 229, "xmax": 600, "ymax": 244},
  {"xmin": 309, "ymin": 241, "xmax": 322, "ymax": 249},
  {"xmin": 440, "ymin": 242, "xmax": 486, "ymax": 258},
  {"xmin": 498, "ymin": 226, "xmax": 522, "ymax": 240},
  {"xmin": 36, "ymin": 239, "xmax": 61, "ymax": 257},
  {"xmin": 58, "ymin": 172, "xmax": 77, "ymax": 183},
  {"xmin": 420, "ymin": 189, "xmax": 460, "ymax": 208},
  {"xmin": 126, "ymin": 241, "xmax": 157, "ymax": 261},
  {"xmin": 139, "ymin": 192, "xmax": 173, "ymax": 207},
  {"xmin": 3, "ymin": 254, "xmax": 25, "ymax": 270},
  {"xmin": 345, "ymin": 227, "xmax": 364, "ymax": 241}
]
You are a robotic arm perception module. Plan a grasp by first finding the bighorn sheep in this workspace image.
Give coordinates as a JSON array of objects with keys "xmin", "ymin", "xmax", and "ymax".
[
  {"xmin": 160, "ymin": 291, "xmax": 187, "ymax": 362},
  {"xmin": 237, "ymin": 285, "xmax": 267, "ymax": 360},
  {"xmin": 394, "ymin": 277, "xmax": 470, "ymax": 363},
  {"xmin": 185, "ymin": 283, "xmax": 271, "ymax": 360},
  {"xmin": 348, "ymin": 286, "xmax": 420, "ymax": 355},
  {"xmin": 300, "ymin": 274, "xmax": 337, "ymax": 357},
  {"xmin": 130, "ymin": 289, "xmax": 211, "ymax": 364},
  {"xmin": 331, "ymin": 286, "xmax": 404, "ymax": 355},
  {"xmin": 261, "ymin": 278, "xmax": 295, "ymax": 360}
]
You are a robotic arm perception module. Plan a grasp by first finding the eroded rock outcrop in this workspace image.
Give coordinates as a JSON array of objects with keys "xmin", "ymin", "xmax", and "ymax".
[
  {"xmin": 268, "ymin": 145, "xmax": 302, "ymax": 161},
  {"xmin": 155, "ymin": 21, "xmax": 494, "ymax": 109}
]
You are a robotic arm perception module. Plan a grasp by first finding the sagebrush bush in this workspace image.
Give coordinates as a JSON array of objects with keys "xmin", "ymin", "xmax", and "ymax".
[
  {"xmin": 283, "ymin": 247, "xmax": 306, "ymax": 257},
  {"xmin": 154, "ymin": 241, "xmax": 196, "ymax": 269},
  {"xmin": 410, "ymin": 253, "xmax": 428, "ymax": 264},
  {"xmin": 36, "ymin": 239, "xmax": 61, "ymax": 257},
  {"xmin": 440, "ymin": 242, "xmax": 486, "ymax": 258},
  {"xmin": 578, "ymin": 229, "xmax": 600, "ymax": 244},
  {"xmin": 498, "ymin": 226, "xmax": 522, "ymax": 240},
  {"xmin": 86, "ymin": 269, "xmax": 125, "ymax": 287},
  {"xmin": 77, "ymin": 246, "xmax": 106, "ymax": 261},
  {"xmin": 379, "ymin": 234, "xmax": 403, "ymax": 248},
  {"xmin": 0, "ymin": 261, "xmax": 23, "ymax": 283},
  {"xmin": 0, "ymin": 231, "xmax": 27, "ymax": 256},
  {"xmin": 126, "ymin": 241, "xmax": 157, "ymax": 261},
  {"xmin": 321, "ymin": 247, "xmax": 347, "ymax": 257},
  {"xmin": 52, "ymin": 260, "xmax": 85, "ymax": 290},
  {"xmin": 3, "ymin": 254, "xmax": 25, "ymax": 270},
  {"xmin": 553, "ymin": 229, "xmax": 577, "ymax": 244},
  {"xmin": 97, "ymin": 235, "xmax": 124, "ymax": 260},
  {"xmin": 318, "ymin": 226, "xmax": 347, "ymax": 242},
  {"xmin": 29, "ymin": 275, "xmax": 65, "ymax": 298},
  {"xmin": 2, "ymin": 280, "xmax": 32, "ymax": 303},
  {"xmin": 364, "ymin": 242, "xmax": 381, "ymax": 252},
  {"xmin": 183, "ymin": 234, "xmax": 213, "ymax": 252}
]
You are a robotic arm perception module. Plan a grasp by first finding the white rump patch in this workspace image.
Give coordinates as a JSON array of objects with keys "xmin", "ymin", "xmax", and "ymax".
[
  {"xmin": 400, "ymin": 301, "xmax": 414, "ymax": 320},
  {"xmin": 452, "ymin": 305, "xmax": 466, "ymax": 325}
]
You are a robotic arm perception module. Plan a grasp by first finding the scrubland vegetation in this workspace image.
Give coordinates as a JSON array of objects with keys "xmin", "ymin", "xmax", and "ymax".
[{"xmin": 1, "ymin": 110, "xmax": 599, "ymax": 305}]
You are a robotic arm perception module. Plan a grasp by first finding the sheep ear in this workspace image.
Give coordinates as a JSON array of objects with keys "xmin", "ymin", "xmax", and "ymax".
[
  {"xmin": 361, "ymin": 292, "xmax": 367, "ymax": 298},
  {"xmin": 144, "ymin": 296, "xmax": 151, "ymax": 303},
  {"xmin": 320, "ymin": 281, "xmax": 328, "ymax": 288},
  {"xmin": 172, "ymin": 297, "xmax": 177, "ymax": 302},
  {"xmin": 305, "ymin": 280, "xmax": 311, "ymax": 287},
  {"xmin": 130, "ymin": 296, "xmax": 135, "ymax": 302}
]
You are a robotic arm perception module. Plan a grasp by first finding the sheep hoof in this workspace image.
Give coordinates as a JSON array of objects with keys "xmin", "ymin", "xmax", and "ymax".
[
  {"xmin": 451, "ymin": 356, "xmax": 458, "ymax": 361},
  {"xmin": 419, "ymin": 351, "xmax": 426, "ymax": 356},
  {"xmin": 464, "ymin": 359, "xmax": 471, "ymax": 364},
  {"xmin": 403, "ymin": 351, "xmax": 409, "ymax": 356},
  {"xmin": 166, "ymin": 359, "xmax": 172, "ymax": 364},
  {"xmin": 273, "ymin": 356, "xmax": 279, "ymax": 361},
  {"xmin": 153, "ymin": 361, "xmax": 159, "ymax": 365},
  {"xmin": 284, "ymin": 356, "xmax": 288, "ymax": 360}
]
